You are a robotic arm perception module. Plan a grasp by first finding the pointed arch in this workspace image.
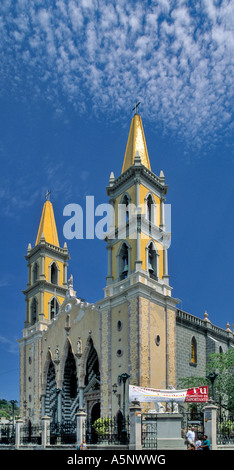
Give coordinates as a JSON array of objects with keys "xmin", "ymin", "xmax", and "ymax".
[
  {"xmin": 117, "ymin": 240, "xmax": 131, "ymax": 280},
  {"xmin": 43, "ymin": 350, "xmax": 57, "ymax": 421},
  {"xmin": 59, "ymin": 338, "xmax": 76, "ymax": 384},
  {"xmin": 120, "ymin": 192, "xmax": 131, "ymax": 222},
  {"xmin": 144, "ymin": 191, "xmax": 157, "ymax": 226},
  {"xmin": 145, "ymin": 239, "xmax": 159, "ymax": 280},
  {"xmin": 49, "ymin": 260, "xmax": 60, "ymax": 285},
  {"xmin": 80, "ymin": 336, "xmax": 100, "ymax": 388},
  {"xmin": 59, "ymin": 338, "xmax": 79, "ymax": 421},
  {"xmin": 30, "ymin": 297, "xmax": 38, "ymax": 324},
  {"xmin": 32, "ymin": 262, "xmax": 39, "ymax": 284},
  {"xmin": 42, "ymin": 349, "xmax": 54, "ymax": 394},
  {"xmin": 49, "ymin": 296, "xmax": 60, "ymax": 320}
]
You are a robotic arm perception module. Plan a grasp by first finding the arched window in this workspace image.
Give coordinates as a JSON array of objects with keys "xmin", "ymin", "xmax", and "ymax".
[
  {"xmin": 122, "ymin": 195, "xmax": 129, "ymax": 222},
  {"xmin": 50, "ymin": 298, "xmax": 59, "ymax": 320},
  {"xmin": 32, "ymin": 262, "xmax": 39, "ymax": 284},
  {"xmin": 119, "ymin": 242, "xmax": 129, "ymax": 280},
  {"xmin": 51, "ymin": 262, "xmax": 58, "ymax": 284},
  {"xmin": 146, "ymin": 194, "xmax": 154, "ymax": 223},
  {"xmin": 45, "ymin": 360, "xmax": 57, "ymax": 421},
  {"xmin": 148, "ymin": 242, "xmax": 157, "ymax": 280},
  {"xmin": 31, "ymin": 298, "xmax": 37, "ymax": 324},
  {"xmin": 85, "ymin": 338, "xmax": 100, "ymax": 386},
  {"xmin": 191, "ymin": 337, "xmax": 197, "ymax": 365},
  {"xmin": 62, "ymin": 344, "xmax": 79, "ymax": 421}
]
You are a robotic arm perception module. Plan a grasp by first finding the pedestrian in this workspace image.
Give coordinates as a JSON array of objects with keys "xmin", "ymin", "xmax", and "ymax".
[
  {"xmin": 200, "ymin": 434, "xmax": 210, "ymax": 450},
  {"xmin": 79, "ymin": 438, "xmax": 88, "ymax": 450},
  {"xmin": 195, "ymin": 433, "xmax": 202, "ymax": 450},
  {"xmin": 188, "ymin": 442, "xmax": 195, "ymax": 450},
  {"xmin": 186, "ymin": 426, "xmax": 195, "ymax": 445}
]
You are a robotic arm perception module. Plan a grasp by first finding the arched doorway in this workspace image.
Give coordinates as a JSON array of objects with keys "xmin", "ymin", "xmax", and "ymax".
[
  {"xmin": 45, "ymin": 360, "xmax": 57, "ymax": 422},
  {"xmin": 83, "ymin": 337, "xmax": 100, "ymax": 438},
  {"xmin": 62, "ymin": 343, "xmax": 79, "ymax": 422},
  {"xmin": 90, "ymin": 402, "xmax": 101, "ymax": 443}
]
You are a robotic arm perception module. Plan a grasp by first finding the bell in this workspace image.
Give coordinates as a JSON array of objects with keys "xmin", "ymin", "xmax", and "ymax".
[
  {"xmin": 122, "ymin": 264, "xmax": 128, "ymax": 274},
  {"xmin": 148, "ymin": 263, "xmax": 154, "ymax": 273}
]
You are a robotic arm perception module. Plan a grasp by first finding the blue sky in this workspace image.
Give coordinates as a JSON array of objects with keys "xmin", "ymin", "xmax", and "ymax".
[{"xmin": 0, "ymin": 0, "xmax": 233, "ymax": 402}]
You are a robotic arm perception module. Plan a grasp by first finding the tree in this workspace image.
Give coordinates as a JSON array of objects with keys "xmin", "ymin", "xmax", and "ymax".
[
  {"xmin": 0, "ymin": 399, "xmax": 19, "ymax": 421},
  {"xmin": 207, "ymin": 348, "xmax": 234, "ymax": 414},
  {"xmin": 179, "ymin": 348, "xmax": 234, "ymax": 414}
]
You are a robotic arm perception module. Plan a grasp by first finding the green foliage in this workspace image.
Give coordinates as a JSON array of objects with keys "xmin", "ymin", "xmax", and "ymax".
[
  {"xmin": 207, "ymin": 348, "xmax": 234, "ymax": 412},
  {"xmin": 219, "ymin": 420, "xmax": 234, "ymax": 436},
  {"xmin": 0, "ymin": 399, "xmax": 19, "ymax": 420},
  {"xmin": 179, "ymin": 348, "xmax": 234, "ymax": 413},
  {"xmin": 92, "ymin": 418, "xmax": 112, "ymax": 436}
]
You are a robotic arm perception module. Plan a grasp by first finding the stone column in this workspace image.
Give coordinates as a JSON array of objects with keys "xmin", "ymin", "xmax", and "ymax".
[
  {"xmin": 41, "ymin": 416, "xmax": 51, "ymax": 448},
  {"xmin": 40, "ymin": 255, "xmax": 46, "ymax": 280},
  {"xmin": 79, "ymin": 387, "xmax": 84, "ymax": 410},
  {"xmin": 41, "ymin": 394, "xmax": 45, "ymax": 417},
  {"xmin": 129, "ymin": 400, "xmax": 142, "ymax": 450},
  {"xmin": 203, "ymin": 403, "xmax": 218, "ymax": 450},
  {"xmin": 57, "ymin": 389, "xmax": 62, "ymax": 424},
  {"xmin": 76, "ymin": 409, "xmax": 87, "ymax": 447},
  {"xmin": 15, "ymin": 418, "xmax": 23, "ymax": 449},
  {"xmin": 106, "ymin": 244, "xmax": 113, "ymax": 285},
  {"xmin": 39, "ymin": 290, "xmax": 45, "ymax": 321}
]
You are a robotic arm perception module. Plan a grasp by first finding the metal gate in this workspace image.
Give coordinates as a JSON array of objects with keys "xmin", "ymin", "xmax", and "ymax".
[
  {"xmin": 0, "ymin": 423, "xmax": 15, "ymax": 444},
  {"xmin": 86, "ymin": 416, "xmax": 130, "ymax": 445},
  {"xmin": 182, "ymin": 410, "xmax": 204, "ymax": 445},
  {"xmin": 50, "ymin": 421, "xmax": 76, "ymax": 444},
  {"xmin": 141, "ymin": 414, "xmax": 157, "ymax": 449},
  {"xmin": 20, "ymin": 423, "xmax": 42, "ymax": 445}
]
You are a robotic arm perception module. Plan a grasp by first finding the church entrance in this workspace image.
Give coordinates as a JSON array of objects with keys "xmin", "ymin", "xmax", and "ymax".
[{"xmin": 61, "ymin": 343, "xmax": 79, "ymax": 422}]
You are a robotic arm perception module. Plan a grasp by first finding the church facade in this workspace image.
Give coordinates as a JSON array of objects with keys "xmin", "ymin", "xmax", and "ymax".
[{"xmin": 18, "ymin": 111, "xmax": 234, "ymax": 425}]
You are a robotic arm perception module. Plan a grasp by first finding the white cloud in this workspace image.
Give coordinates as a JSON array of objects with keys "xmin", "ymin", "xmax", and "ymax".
[
  {"xmin": 0, "ymin": 0, "xmax": 233, "ymax": 146},
  {"xmin": 0, "ymin": 335, "xmax": 18, "ymax": 354}
]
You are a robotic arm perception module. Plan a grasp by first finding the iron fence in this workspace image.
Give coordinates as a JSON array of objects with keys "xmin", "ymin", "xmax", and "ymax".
[
  {"xmin": 86, "ymin": 416, "xmax": 130, "ymax": 445},
  {"xmin": 181, "ymin": 410, "xmax": 204, "ymax": 443},
  {"xmin": 217, "ymin": 417, "xmax": 234, "ymax": 445},
  {"xmin": 141, "ymin": 413, "xmax": 157, "ymax": 449},
  {"xmin": 0, "ymin": 423, "xmax": 15, "ymax": 445},
  {"xmin": 20, "ymin": 424, "xmax": 42, "ymax": 445},
  {"xmin": 50, "ymin": 421, "xmax": 76, "ymax": 444}
]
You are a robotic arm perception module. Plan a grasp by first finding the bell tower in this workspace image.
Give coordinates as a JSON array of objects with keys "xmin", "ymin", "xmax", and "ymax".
[
  {"xmin": 98, "ymin": 107, "xmax": 179, "ymax": 415},
  {"xmin": 105, "ymin": 107, "xmax": 171, "ymax": 297},
  {"xmin": 23, "ymin": 193, "xmax": 70, "ymax": 327}
]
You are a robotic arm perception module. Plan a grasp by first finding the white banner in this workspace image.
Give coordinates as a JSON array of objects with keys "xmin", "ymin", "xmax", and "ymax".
[{"xmin": 129, "ymin": 385, "xmax": 208, "ymax": 403}]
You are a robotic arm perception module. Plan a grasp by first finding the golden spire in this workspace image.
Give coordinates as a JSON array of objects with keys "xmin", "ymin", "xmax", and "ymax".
[
  {"xmin": 122, "ymin": 105, "xmax": 151, "ymax": 173},
  {"xmin": 35, "ymin": 192, "xmax": 59, "ymax": 247}
]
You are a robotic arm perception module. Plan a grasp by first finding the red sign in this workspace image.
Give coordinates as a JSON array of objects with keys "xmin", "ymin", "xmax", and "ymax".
[{"xmin": 185, "ymin": 386, "xmax": 208, "ymax": 402}]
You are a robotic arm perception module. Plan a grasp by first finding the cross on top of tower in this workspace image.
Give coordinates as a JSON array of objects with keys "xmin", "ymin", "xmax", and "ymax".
[
  {"xmin": 46, "ymin": 190, "xmax": 51, "ymax": 201},
  {"xmin": 132, "ymin": 101, "xmax": 141, "ymax": 115}
]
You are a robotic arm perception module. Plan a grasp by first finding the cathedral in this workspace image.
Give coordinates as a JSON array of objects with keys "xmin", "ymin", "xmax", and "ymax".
[{"xmin": 18, "ymin": 110, "xmax": 234, "ymax": 426}]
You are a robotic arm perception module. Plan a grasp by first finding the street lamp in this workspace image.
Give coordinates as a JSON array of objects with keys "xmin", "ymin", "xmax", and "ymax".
[
  {"xmin": 206, "ymin": 372, "xmax": 218, "ymax": 402},
  {"xmin": 9, "ymin": 400, "xmax": 18, "ymax": 424},
  {"xmin": 118, "ymin": 373, "xmax": 130, "ymax": 444}
]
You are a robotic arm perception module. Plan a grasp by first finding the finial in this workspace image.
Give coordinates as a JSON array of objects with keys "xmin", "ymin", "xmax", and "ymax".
[
  {"xmin": 203, "ymin": 310, "xmax": 211, "ymax": 322},
  {"xmin": 134, "ymin": 151, "xmax": 141, "ymax": 166},
  {"xmin": 109, "ymin": 171, "xmax": 115, "ymax": 186},
  {"xmin": 132, "ymin": 101, "xmax": 141, "ymax": 115},
  {"xmin": 46, "ymin": 190, "xmax": 51, "ymax": 201}
]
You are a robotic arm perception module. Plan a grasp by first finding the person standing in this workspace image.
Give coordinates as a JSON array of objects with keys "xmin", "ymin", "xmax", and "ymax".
[
  {"xmin": 186, "ymin": 426, "xmax": 195, "ymax": 445},
  {"xmin": 79, "ymin": 438, "xmax": 88, "ymax": 450},
  {"xmin": 195, "ymin": 433, "xmax": 202, "ymax": 450},
  {"xmin": 200, "ymin": 435, "xmax": 210, "ymax": 450}
]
